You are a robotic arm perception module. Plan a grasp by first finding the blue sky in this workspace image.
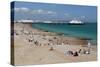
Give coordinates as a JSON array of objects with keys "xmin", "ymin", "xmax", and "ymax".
[{"xmin": 12, "ymin": 1, "xmax": 97, "ymax": 22}]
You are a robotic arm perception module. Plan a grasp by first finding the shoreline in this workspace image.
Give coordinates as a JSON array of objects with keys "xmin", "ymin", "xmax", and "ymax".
[{"xmin": 31, "ymin": 23, "xmax": 97, "ymax": 45}]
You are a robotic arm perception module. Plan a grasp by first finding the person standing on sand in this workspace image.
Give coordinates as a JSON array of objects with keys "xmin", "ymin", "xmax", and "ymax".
[
  {"xmin": 87, "ymin": 41, "xmax": 91, "ymax": 54},
  {"xmin": 78, "ymin": 49, "xmax": 82, "ymax": 53},
  {"xmin": 88, "ymin": 41, "xmax": 91, "ymax": 49}
]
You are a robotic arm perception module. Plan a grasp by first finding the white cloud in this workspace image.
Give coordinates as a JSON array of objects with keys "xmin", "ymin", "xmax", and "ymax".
[
  {"xmin": 14, "ymin": 7, "xmax": 57, "ymax": 15},
  {"xmin": 64, "ymin": 13, "xmax": 69, "ymax": 16},
  {"xmin": 31, "ymin": 9, "xmax": 56, "ymax": 15},
  {"xmin": 31, "ymin": 9, "xmax": 44, "ymax": 14},
  {"xmin": 37, "ymin": 9, "xmax": 43, "ymax": 13},
  {"xmin": 14, "ymin": 7, "xmax": 29, "ymax": 12},
  {"xmin": 80, "ymin": 16, "xmax": 86, "ymax": 19},
  {"xmin": 47, "ymin": 11, "xmax": 56, "ymax": 14}
]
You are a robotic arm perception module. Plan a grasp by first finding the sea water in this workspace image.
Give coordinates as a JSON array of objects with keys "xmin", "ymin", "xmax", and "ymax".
[{"xmin": 32, "ymin": 23, "xmax": 97, "ymax": 44}]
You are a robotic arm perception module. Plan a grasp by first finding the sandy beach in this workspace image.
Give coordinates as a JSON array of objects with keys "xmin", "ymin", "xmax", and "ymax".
[{"xmin": 11, "ymin": 23, "xmax": 97, "ymax": 66}]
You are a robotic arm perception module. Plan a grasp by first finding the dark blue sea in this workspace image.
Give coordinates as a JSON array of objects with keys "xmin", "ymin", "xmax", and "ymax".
[{"xmin": 32, "ymin": 23, "xmax": 97, "ymax": 44}]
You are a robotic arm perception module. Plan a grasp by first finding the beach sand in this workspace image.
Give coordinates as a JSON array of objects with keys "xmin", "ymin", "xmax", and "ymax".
[{"xmin": 11, "ymin": 23, "xmax": 97, "ymax": 66}]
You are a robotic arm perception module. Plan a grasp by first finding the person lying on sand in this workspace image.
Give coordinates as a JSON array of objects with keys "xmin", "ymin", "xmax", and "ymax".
[
  {"xmin": 67, "ymin": 50, "xmax": 73, "ymax": 55},
  {"xmin": 73, "ymin": 51, "xmax": 78, "ymax": 57}
]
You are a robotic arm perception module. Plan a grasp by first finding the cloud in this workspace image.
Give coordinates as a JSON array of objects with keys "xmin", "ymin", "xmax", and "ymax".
[
  {"xmin": 14, "ymin": 7, "xmax": 29, "ymax": 12},
  {"xmin": 30, "ymin": 9, "xmax": 44, "ymax": 14},
  {"xmin": 80, "ymin": 16, "xmax": 86, "ymax": 19},
  {"xmin": 64, "ymin": 13, "xmax": 69, "ymax": 16},
  {"xmin": 14, "ymin": 7, "xmax": 57, "ymax": 15},
  {"xmin": 31, "ymin": 9, "xmax": 57, "ymax": 15},
  {"xmin": 47, "ymin": 11, "xmax": 56, "ymax": 14}
]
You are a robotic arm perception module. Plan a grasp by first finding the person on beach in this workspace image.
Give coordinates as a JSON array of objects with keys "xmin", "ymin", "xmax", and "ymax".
[
  {"xmin": 73, "ymin": 51, "xmax": 78, "ymax": 57},
  {"xmin": 85, "ymin": 50, "xmax": 90, "ymax": 54},
  {"xmin": 64, "ymin": 50, "xmax": 68, "ymax": 56},
  {"xmin": 87, "ymin": 41, "xmax": 91, "ymax": 54},
  {"xmin": 67, "ymin": 51, "xmax": 73, "ymax": 55},
  {"xmin": 78, "ymin": 49, "xmax": 82, "ymax": 53},
  {"xmin": 49, "ymin": 47, "xmax": 54, "ymax": 51},
  {"xmin": 34, "ymin": 40, "xmax": 39, "ymax": 46}
]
